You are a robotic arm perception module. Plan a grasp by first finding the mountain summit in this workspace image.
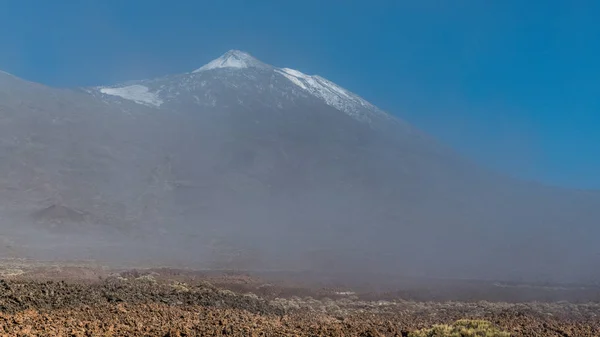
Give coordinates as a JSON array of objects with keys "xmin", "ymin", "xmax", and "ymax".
[
  {"xmin": 0, "ymin": 50, "xmax": 598, "ymax": 282},
  {"xmin": 193, "ymin": 50, "xmax": 270, "ymax": 72},
  {"xmin": 95, "ymin": 50, "xmax": 396, "ymax": 125},
  {"xmin": 191, "ymin": 50, "xmax": 385, "ymax": 122}
]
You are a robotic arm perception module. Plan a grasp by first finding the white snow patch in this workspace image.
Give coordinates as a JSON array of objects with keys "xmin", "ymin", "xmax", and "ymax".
[
  {"xmin": 275, "ymin": 67, "xmax": 382, "ymax": 122},
  {"xmin": 279, "ymin": 68, "xmax": 306, "ymax": 78},
  {"xmin": 314, "ymin": 76, "xmax": 353, "ymax": 100},
  {"xmin": 99, "ymin": 85, "xmax": 163, "ymax": 107},
  {"xmin": 197, "ymin": 56, "xmax": 247, "ymax": 71},
  {"xmin": 275, "ymin": 69, "xmax": 307, "ymax": 90},
  {"xmin": 193, "ymin": 50, "xmax": 268, "ymax": 73}
]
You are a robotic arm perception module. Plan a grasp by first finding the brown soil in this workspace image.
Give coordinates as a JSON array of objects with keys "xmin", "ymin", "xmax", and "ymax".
[{"xmin": 0, "ymin": 265, "xmax": 597, "ymax": 336}]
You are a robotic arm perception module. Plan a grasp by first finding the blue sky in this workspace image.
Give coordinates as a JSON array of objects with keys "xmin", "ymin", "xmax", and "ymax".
[{"xmin": 0, "ymin": 1, "xmax": 599, "ymax": 189}]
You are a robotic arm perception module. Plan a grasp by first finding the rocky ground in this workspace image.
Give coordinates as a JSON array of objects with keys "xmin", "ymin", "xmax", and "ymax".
[{"xmin": 0, "ymin": 262, "xmax": 597, "ymax": 336}]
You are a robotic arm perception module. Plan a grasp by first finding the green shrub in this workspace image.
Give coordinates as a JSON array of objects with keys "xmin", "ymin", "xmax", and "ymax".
[{"xmin": 409, "ymin": 319, "xmax": 510, "ymax": 337}]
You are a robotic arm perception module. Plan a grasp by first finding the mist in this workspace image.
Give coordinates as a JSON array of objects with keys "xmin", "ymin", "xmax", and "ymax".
[{"xmin": 0, "ymin": 50, "xmax": 599, "ymax": 289}]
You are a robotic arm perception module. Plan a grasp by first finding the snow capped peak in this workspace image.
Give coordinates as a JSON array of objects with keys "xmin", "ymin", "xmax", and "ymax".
[
  {"xmin": 193, "ymin": 50, "xmax": 269, "ymax": 73},
  {"xmin": 92, "ymin": 49, "xmax": 391, "ymax": 124}
]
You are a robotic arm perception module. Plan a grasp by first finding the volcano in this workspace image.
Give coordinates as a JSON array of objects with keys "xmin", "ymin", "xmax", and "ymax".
[{"xmin": 0, "ymin": 50, "xmax": 598, "ymax": 282}]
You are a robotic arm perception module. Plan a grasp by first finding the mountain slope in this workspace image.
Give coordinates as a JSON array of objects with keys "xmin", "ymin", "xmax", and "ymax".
[{"xmin": 0, "ymin": 51, "xmax": 598, "ymax": 282}]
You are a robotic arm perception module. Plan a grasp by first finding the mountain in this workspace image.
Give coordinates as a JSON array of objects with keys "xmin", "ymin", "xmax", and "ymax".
[{"xmin": 0, "ymin": 51, "xmax": 598, "ymax": 282}]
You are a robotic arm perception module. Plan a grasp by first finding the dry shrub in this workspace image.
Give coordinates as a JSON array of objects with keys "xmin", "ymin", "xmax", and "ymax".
[{"xmin": 409, "ymin": 319, "xmax": 510, "ymax": 337}]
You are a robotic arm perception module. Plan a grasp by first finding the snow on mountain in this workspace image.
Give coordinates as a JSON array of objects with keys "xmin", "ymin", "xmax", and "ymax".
[
  {"xmin": 192, "ymin": 50, "xmax": 269, "ymax": 72},
  {"xmin": 274, "ymin": 67, "xmax": 385, "ymax": 122},
  {"xmin": 193, "ymin": 50, "xmax": 388, "ymax": 122},
  {"xmin": 93, "ymin": 50, "xmax": 392, "ymax": 125},
  {"xmin": 99, "ymin": 84, "xmax": 163, "ymax": 107}
]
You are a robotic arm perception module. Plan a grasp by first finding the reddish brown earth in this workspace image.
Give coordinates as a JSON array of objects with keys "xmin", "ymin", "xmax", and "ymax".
[{"xmin": 0, "ymin": 263, "xmax": 598, "ymax": 336}]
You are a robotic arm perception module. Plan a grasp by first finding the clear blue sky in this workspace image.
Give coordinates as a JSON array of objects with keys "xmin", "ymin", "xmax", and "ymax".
[{"xmin": 1, "ymin": 1, "xmax": 599, "ymax": 189}]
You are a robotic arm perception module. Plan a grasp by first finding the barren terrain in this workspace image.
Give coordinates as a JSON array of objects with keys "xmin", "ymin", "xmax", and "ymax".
[{"xmin": 0, "ymin": 261, "xmax": 596, "ymax": 336}]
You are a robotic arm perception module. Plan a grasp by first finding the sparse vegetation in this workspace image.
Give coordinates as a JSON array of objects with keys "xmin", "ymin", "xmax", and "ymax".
[
  {"xmin": 0, "ymin": 266, "xmax": 599, "ymax": 336},
  {"xmin": 409, "ymin": 320, "xmax": 510, "ymax": 337}
]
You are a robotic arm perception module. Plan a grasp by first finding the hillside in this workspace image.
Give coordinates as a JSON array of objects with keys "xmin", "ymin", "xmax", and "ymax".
[{"xmin": 0, "ymin": 51, "xmax": 598, "ymax": 283}]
